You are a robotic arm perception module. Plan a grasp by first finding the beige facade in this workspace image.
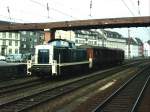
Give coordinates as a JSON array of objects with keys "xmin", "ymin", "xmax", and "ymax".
[
  {"xmin": 55, "ymin": 30, "xmax": 75, "ymax": 42},
  {"xmin": 55, "ymin": 30, "xmax": 104, "ymax": 47}
]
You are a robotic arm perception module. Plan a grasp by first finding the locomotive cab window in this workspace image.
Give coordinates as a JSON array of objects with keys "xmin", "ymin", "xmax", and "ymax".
[{"xmin": 38, "ymin": 49, "xmax": 49, "ymax": 64}]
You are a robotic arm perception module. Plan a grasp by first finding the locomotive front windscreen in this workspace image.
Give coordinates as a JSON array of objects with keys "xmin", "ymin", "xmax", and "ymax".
[{"xmin": 38, "ymin": 49, "xmax": 49, "ymax": 64}]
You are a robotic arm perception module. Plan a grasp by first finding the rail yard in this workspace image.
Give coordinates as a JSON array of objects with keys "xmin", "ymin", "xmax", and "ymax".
[
  {"xmin": 0, "ymin": 1, "xmax": 150, "ymax": 111},
  {"xmin": 0, "ymin": 59, "xmax": 150, "ymax": 112}
]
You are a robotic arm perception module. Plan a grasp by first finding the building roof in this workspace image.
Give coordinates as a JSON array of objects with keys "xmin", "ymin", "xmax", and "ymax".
[
  {"xmin": 147, "ymin": 40, "xmax": 150, "ymax": 45},
  {"xmin": 125, "ymin": 37, "xmax": 138, "ymax": 45},
  {"xmin": 101, "ymin": 30, "xmax": 123, "ymax": 39},
  {"xmin": 74, "ymin": 29, "xmax": 104, "ymax": 39},
  {"xmin": 135, "ymin": 38, "xmax": 143, "ymax": 45},
  {"xmin": 0, "ymin": 20, "xmax": 11, "ymax": 25}
]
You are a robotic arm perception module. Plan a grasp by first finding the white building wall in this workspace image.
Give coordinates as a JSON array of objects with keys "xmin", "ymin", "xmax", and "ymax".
[
  {"xmin": 144, "ymin": 43, "xmax": 150, "ymax": 57},
  {"xmin": 0, "ymin": 32, "xmax": 20, "ymax": 55},
  {"xmin": 75, "ymin": 38, "xmax": 86, "ymax": 46},
  {"xmin": 125, "ymin": 45, "xmax": 139, "ymax": 59},
  {"xmin": 105, "ymin": 38, "xmax": 126, "ymax": 53},
  {"xmin": 131, "ymin": 45, "xmax": 139, "ymax": 57}
]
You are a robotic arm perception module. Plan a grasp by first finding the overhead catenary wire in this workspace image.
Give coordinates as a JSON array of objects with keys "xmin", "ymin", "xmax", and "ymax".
[
  {"xmin": 130, "ymin": 0, "xmax": 136, "ymax": 9},
  {"xmin": 6, "ymin": 6, "xmax": 56, "ymax": 23},
  {"xmin": 29, "ymin": 0, "xmax": 78, "ymax": 20},
  {"xmin": 48, "ymin": 0, "xmax": 79, "ymax": 13},
  {"xmin": 0, "ymin": 14, "xmax": 29, "ymax": 23},
  {"xmin": 130, "ymin": 0, "xmax": 139, "ymax": 16},
  {"xmin": 47, "ymin": 0, "xmax": 88, "ymax": 19},
  {"xmin": 121, "ymin": 0, "xmax": 135, "ymax": 16},
  {"xmin": 121, "ymin": 0, "xmax": 149, "ymax": 41}
]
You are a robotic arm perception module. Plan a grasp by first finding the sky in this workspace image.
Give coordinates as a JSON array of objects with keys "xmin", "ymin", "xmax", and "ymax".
[{"xmin": 0, "ymin": 0, "xmax": 150, "ymax": 41}]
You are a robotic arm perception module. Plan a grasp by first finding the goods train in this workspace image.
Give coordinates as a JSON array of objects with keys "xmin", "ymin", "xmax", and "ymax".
[{"xmin": 27, "ymin": 39, "xmax": 124, "ymax": 77}]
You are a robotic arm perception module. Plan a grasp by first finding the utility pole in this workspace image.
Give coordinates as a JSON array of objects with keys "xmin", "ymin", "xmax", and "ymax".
[
  {"xmin": 89, "ymin": 0, "xmax": 92, "ymax": 17},
  {"xmin": 128, "ymin": 29, "xmax": 131, "ymax": 59},
  {"xmin": 7, "ymin": 6, "xmax": 12, "ymax": 24},
  {"xmin": 137, "ymin": 0, "xmax": 141, "ymax": 15},
  {"xmin": 47, "ymin": 3, "xmax": 50, "ymax": 19}
]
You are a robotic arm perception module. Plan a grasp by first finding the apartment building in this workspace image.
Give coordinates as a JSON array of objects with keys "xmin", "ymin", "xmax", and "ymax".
[
  {"xmin": 55, "ymin": 29, "xmax": 144, "ymax": 59},
  {"xmin": 55, "ymin": 30, "xmax": 105, "ymax": 46},
  {"xmin": 19, "ymin": 31, "xmax": 44, "ymax": 55},
  {"xmin": 0, "ymin": 32, "xmax": 20, "ymax": 56}
]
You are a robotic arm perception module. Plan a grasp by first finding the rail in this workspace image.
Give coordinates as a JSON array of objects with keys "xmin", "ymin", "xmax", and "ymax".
[{"xmin": 92, "ymin": 65, "xmax": 150, "ymax": 112}]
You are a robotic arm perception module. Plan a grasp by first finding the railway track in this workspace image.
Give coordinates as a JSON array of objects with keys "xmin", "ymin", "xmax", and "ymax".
[
  {"xmin": 0, "ymin": 79, "xmax": 45, "ymax": 95},
  {"xmin": 0, "ymin": 61, "xmax": 144, "ymax": 112},
  {"xmin": 91, "ymin": 65, "xmax": 150, "ymax": 112},
  {"xmin": 136, "ymin": 75, "xmax": 150, "ymax": 112},
  {"xmin": 0, "ymin": 76, "xmax": 43, "ymax": 95},
  {"xmin": 0, "ymin": 76, "xmax": 39, "ymax": 89}
]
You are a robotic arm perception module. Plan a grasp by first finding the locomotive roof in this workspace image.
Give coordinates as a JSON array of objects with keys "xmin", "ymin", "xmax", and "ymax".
[{"xmin": 48, "ymin": 39, "xmax": 76, "ymax": 48}]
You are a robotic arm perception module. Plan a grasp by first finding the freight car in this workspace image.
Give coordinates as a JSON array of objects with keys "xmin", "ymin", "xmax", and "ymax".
[
  {"xmin": 27, "ymin": 39, "xmax": 124, "ymax": 77},
  {"xmin": 79, "ymin": 45, "xmax": 124, "ymax": 67}
]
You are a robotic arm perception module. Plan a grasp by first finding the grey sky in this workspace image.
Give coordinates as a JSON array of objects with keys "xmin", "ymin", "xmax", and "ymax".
[{"xmin": 0, "ymin": 0, "xmax": 150, "ymax": 41}]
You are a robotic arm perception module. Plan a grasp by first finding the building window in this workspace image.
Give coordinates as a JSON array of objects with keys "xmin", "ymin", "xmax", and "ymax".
[
  {"xmin": 30, "ymin": 45, "xmax": 34, "ymax": 48},
  {"xmin": 15, "ymin": 41, "xmax": 18, "ymax": 46},
  {"xmin": 30, "ymin": 32, "xmax": 33, "ymax": 36},
  {"xmin": 2, "ymin": 40, "xmax": 6, "ymax": 45},
  {"xmin": 2, "ymin": 33, "xmax": 6, "ymax": 38},
  {"xmin": 15, "ymin": 49, "xmax": 18, "ymax": 54},
  {"xmin": 9, "ymin": 49, "xmax": 12, "ymax": 54},
  {"xmin": 23, "ymin": 44, "xmax": 26, "ymax": 48},
  {"xmin": 9, "ymin": 40, "xmax": 12, "ymax": 46},
  {"xmin": 34, "ymin": 39, "xmax": 37, "ymax": 42},
  {"xmin": 76, "ymin": 34, "xmax": 78, "ymax": 38},
  {"xmin": 9, "ymin": 33, "xmax": 12, "ymax": 38},
  {"xmin": 22, "ymin": 38, "xmax": 26, "ymax": 41},
  {"xmin": 79, "ymin": 40, "xmax": 85, "ymax": 44},
  {"xmin": 15, "ymin": 33, "xmax": 18, "ymax": 39},
  {"xmin": 75, "ymin": 39, "xmax": 78, "ymax": 43},
  {"xmin": 22, "ymin": 31, "xmax": 26, "ymax": 35}
]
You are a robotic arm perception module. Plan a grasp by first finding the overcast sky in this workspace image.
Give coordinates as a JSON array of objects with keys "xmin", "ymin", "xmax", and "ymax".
[{"xmin": 0, "ymin": 0, "xmax": 150, "ymax": 41}]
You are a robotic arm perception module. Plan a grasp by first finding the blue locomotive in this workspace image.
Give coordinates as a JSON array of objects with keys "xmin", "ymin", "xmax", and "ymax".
[{"xmin": 27, "ymin": 39, "xmax": 124, "ymax": 77}]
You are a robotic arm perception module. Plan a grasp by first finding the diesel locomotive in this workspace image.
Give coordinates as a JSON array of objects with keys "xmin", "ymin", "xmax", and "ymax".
[{"xmin": 27, "ymin": 39, "xmax": 124, "ymax": 77}]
